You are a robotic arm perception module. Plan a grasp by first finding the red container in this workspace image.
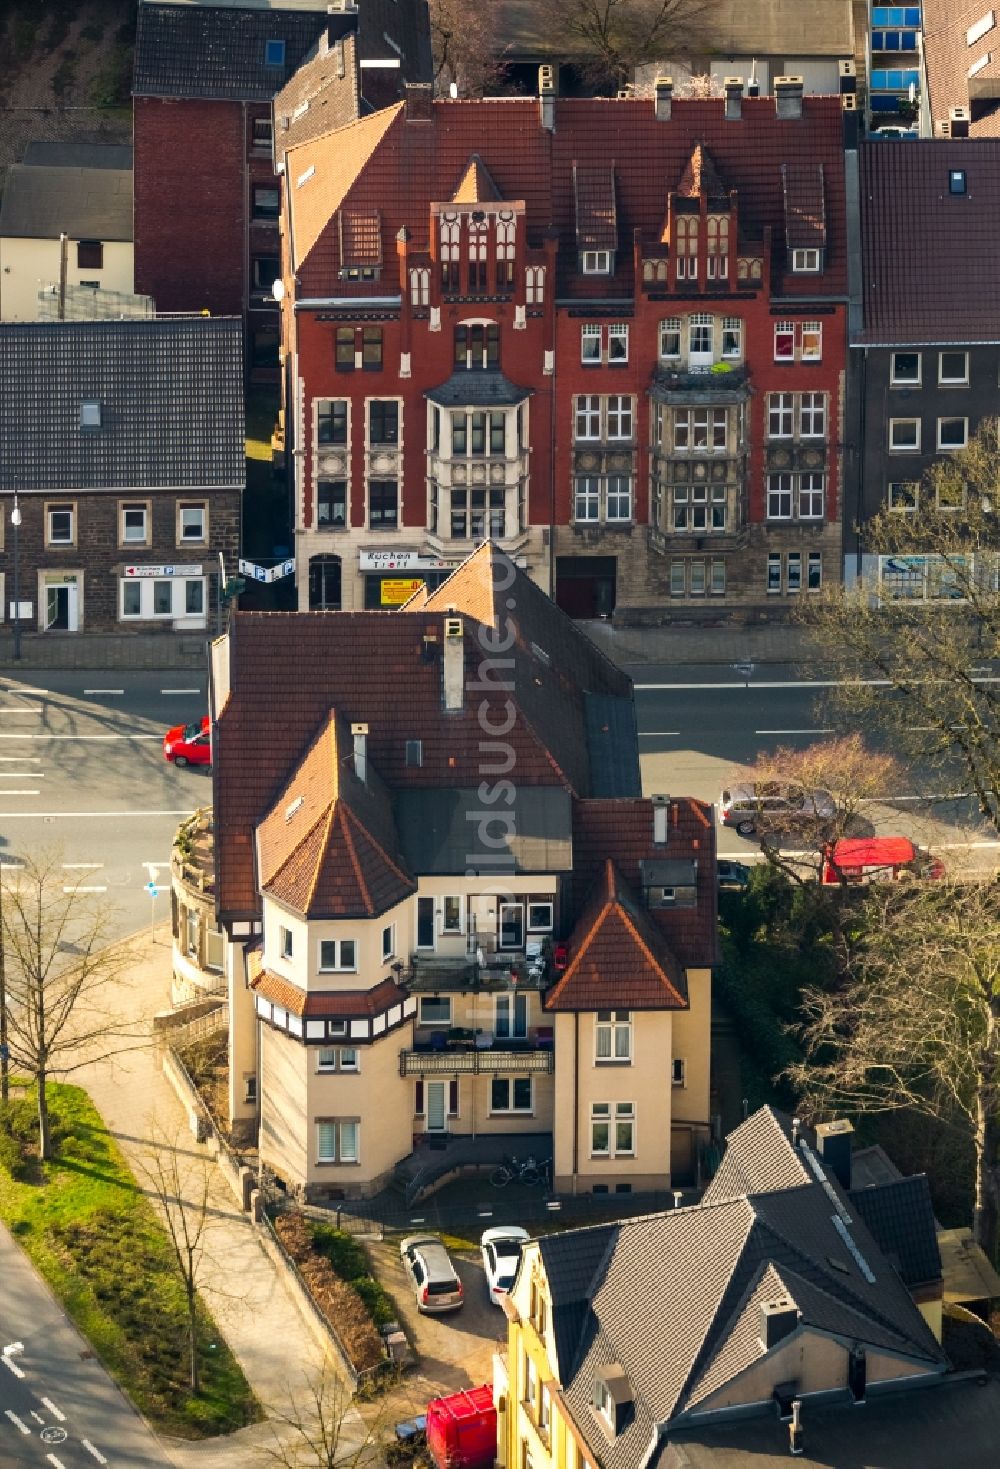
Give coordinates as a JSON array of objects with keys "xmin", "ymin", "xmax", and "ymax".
[{"xmin": 426, "ymin": 1385, "xmax": 497, "ymax": 1469}]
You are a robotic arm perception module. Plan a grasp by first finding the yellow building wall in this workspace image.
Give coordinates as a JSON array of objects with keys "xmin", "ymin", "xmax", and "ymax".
[
  {"xmin": 918, "ymin": 1298, "xmax": 943, "ymax": 1342},
  {"xmin": 671, "ymin": 967, "xmax": 712, "ymax": 1127},
  {"xmin": 0, "ymin": 235, "xmax": 133, "ymax": 321},
  {"xmin": 304, "ymin": 1025, "xmax": 413, "ymax": 1194},
  {"xmin": 259, "ymin": 1026, "xmax": 310, "ymax": 1189},
  {"xmin": 552, "ymin": 1010, "xmax": 674, "ymax": 1192},
  {"xmin": 227, "ymin": 937, "xmax": 259, "ymax": 1131}
]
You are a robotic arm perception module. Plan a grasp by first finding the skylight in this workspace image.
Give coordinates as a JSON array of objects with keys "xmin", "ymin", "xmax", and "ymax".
[
  {"xmin": 80, "ymin": 400, "xmax": 101, "ymax": 429},
  {"xmin": 967, "ymin": 11, "xmax": 995, "ymax": 45},
  {"xmin": 264, "ymin": 38, "xmax": 286, "ymax": 67},
  {"xmin": 969, "ymin": 52, "xmax": 991, "ymax": 75},
  {"xmin": 285, "ymin": 796, "xmax": 304, "ymax": 821},
  {"xmin": 296, "ymin": 164, "xmax": 315, "ymax": 189}
]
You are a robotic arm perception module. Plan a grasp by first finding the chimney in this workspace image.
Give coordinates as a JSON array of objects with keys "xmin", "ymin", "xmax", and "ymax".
[
  {"xmin": 404, "ymin": 82, "xmax": 433, "ymax": 123},
  {"xmin": 838, "ymin": 58, "xmax": 857, "ymax": 96},
  {"xmin": 949, "ymin": 105, "xmax": 971, "ymax": 138},
  {"xmin": 789, "ymin": 1400, "xmax": 804, "ymax": 1457},
  {"xmin": 724, "ymin": 76, "xmax": 743, "ymax": 121},
  {"xmin": 652, "ymin": 793, "xmax": 669, "ymax": 845},
  {"xmin": 443, "ymin": 616, "xmax": 464, "ymax": 711},
  {"xmin": 759, "ymin": 1298, "xmax": 799, "ymax": 1351},
  {"xmin": 539, "ymin": 65, "xmax": 556, "ymax": 131},
  {"xmin": 654, "ymin": 75, "xmax": 673, "ymax": 122},
  {"xmin": 774, "ymin": 76, "xmax": 804, "ymax": 120},
  {"xmin": 325, "ymin": 0, "xmax": 359, "ymax": 47},
  {"xmin": 791, "ymin": 1116, "xmax": 802, "ymax": 1145},
  {"xmin": 351, "ymin": 722, "xmax": 368, "ymax": 783},
  {"xmin": 815, "ymin": 1118, "xmax": 854, "ymax": 1190}
]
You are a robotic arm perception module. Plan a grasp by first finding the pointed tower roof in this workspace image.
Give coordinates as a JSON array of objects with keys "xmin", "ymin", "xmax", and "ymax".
[
  {"xmin": 545, "ymin": 858, "xmax": 687, "ymax": 1011},
  {"xmin": 452, "ymin": 154, "xmax": 502, "ymax": 203},
  {"xmin": 676, "ymin": 142, "xmax": 729, "ymax": 203}
]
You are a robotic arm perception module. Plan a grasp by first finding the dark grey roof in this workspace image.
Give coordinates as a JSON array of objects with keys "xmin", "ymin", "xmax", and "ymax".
[
  {"xmin": 701, "ymin": 1107, "xmax": 810, "ymax": 1204},
  {"xmin": 22, "ymin": 142, "xmax": 133, "ymax": 169},
  {"xmin": 394, "ymin": 786, "xmax": 572, "ymax": 874},
  {"xmin": 0, "ymin": 165, "xmax": 132, "ymax": 241},
  {"xmin": 659, "ymin": 1373, "xmax": 1000, "ymax": 1469},
  {"xmin": 0, "ymin": 319, "xmax": 245, "ymax": 492},
  {"xmin": 850, "ymin": 1176, "xmax": 942, "ymax": 1288},
  {"xmin": 538, "ymin": 1224, "xmax": 617, "ymax": 1378},
  {"xmin": 134, "ymin": 4, "xmax": 328, "ymax": 101},
  {"xmin": 584, "ymin": 694, "xmax": 641, "ymax": 798},
  {"xmin": 426, "ymin": 371, "xmax": 532, "ymax": 408}
]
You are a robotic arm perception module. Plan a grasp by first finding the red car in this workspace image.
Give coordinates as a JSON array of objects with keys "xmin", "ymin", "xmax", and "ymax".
[{"xmin": 163, "ymin": 715, "xmax": 211, "ymax": 767}]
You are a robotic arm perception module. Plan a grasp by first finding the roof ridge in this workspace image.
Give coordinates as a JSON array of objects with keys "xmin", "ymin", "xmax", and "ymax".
[
  {"xmin": 305, "ymin": 803, "xmax": 337, "ymax": 914},
  {"xmin": 261, "ymin": 802, "xmax": 332, "ymax": 894},
  {"xmin": 340, "ymin": 799, "xmax": 414, "ymax": 891}
]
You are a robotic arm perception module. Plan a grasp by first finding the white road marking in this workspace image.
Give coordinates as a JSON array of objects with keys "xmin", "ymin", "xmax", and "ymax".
[
  {"xmin": 46, "ymin": 1455, "xmax": 67, "ymax": 1469},
  {"xmin": 0, "ymin": 704, "xmax": 41, "ymax": 713},
  {"xmin": 40, "ymin": 1397, "xmax": 65, "ymax": 1423},
  {"xmin": 637, "ymin": 730, "xmax": 681, "ymax": 737},
  {"xmin": 0, "ymin": 773, "xmax": 44, "ymax": 779},
  {"xmin": 636, "ymin": 676, "xmax": 1000, "ymax": 691},
  {"xmin": 0, "ymin": 733, "xmax": 161, "ymax": 742},
  {"xmin": 887, "ymin": 793, "xmax": 973, "ymax": 802},
  {"xmin": 2, "ymin": 1342, "xmax": 25, "ymax": 1378},
  {"xmin": 161, "ymin": 687, "xmax": 200, "ymax": 695},
  {"xmin": 82, "ymin": 1443, "xmax": 109, "ymax": 1465},
  {"xmin": 62, "ymin": 862, "xmax": 104, "ymax": 869},
  {"xmin": 4, "ymin": 1410, "xmax": 29, "ymax": 1434},
  {"xmin": 0, "ymin": 810, "xmax": 192, "ymax": 819},
  {"xmin": 83, "ymin": 689, "xmax": 124, "ymax": 696},
  {"xmin": 0, "ymin": 755, "xmax": 41, "ymax": 761},
  {"xmin": 0, "ymin": 790, "xmax": 41, "ymax": 796},
  {"xmin": 939, "ymin": 841, "xmax": 1000, "ymax": 849},
  {"xmin": 62, "ymin": 886, "xmax": 108, "ymax": 894},
  {"xmin": 755, "ymin": 728, "xmax": 834, "ymax": 735}
]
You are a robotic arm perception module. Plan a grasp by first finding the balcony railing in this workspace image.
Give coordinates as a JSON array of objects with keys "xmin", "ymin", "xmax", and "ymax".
[
  {"xmin": 651, "ymin": 364, "xmax": 749, "ymax": 396},
  {"xmin": 399, "ymin": 1047, "xmax": 554, "ymax": 1076}
]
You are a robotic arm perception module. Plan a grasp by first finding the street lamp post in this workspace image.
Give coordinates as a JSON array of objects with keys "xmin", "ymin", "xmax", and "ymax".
[{"xmin": 11, "ymin": 494, "xmax": 22, "ymax": 661}]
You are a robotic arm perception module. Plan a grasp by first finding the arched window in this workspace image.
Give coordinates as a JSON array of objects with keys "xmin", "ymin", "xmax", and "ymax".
[
  {"xmin": 674, "ymin": 215, "xmax": 699, "ymax": 280},
  {"xmin": 496, "ymin": 211, "xmax": 516, "ymax": 291},
  {"xmin": 467, "ymin": 213, "xmax": 489, "ymax": 292},
  {"xmin": 707, "ymin": 215, "xmax": 729, "ymax": 280},
  {"xmin": 440, "ymin": 213, "xmax": 460, "ymax": 290}
]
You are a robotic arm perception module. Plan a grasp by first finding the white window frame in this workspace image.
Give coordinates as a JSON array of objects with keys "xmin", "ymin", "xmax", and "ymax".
[
  {"xmin": 526, "ymin": 266, "xmax": 545, "ymax": 304},
  {"xmin": 774, "ymin": 321, "xmax": 795, "ymax": 361},
  {"xmin": 382, "ymin": 922, "xmax": 396, "ymax": 960},
  {"xmin": 410, "ymin": 266, "xmax": 430, "ymax": 306},
  {"xmin": 768, "ymin": 393, "xmax": 794, "ymax": 439},
  {"xmin": 582, "ymin": 249, "xmax": 611, "ymax": 275},
  {"xmin": 891, "ymin": 351, "xmax": 921, "ymax": 386},
  {"xmin": 889, "ymin": 417, "xmax": 921, "ymax": 451},
  {"xmin": 489, "ymin": 1075, "xmax": 533, "ymax": 1114},
  {"xmin": 721, "ymin": 317, "xmax": 742, "ymax": 359},
  {"xmin": 807, "ymin": 551, "xmax": 823, "ymax": 591},
  {"xmin": 797, "ymin": 473, "xmax": 825, "ymax": 519},
  {"xmin": 939, "ymin": 350, "xmax": 969, "ymax": 385},
  {"xmin": 574, "ymin": 475, "xmax": 600, "ymax": 522},
  {"xmin": 608, "ymin": 321, "xmax": 629, "ymax": 363},
  {"xmin": 575, "ymin": 395, "xmax": 601, "ymax": 440},
  {"xmin": 937, "ymin": 416, "xmax": 968, "ymax": 451},
  {"xmin": 595, "ymin": 1009, "xmax": 632, "ymax": 1063},
  {"xmin": 316, "ymin": 1118, "xmax": 359, "ymax": 1165},
  {"xmin": 672, "ymin": 1058, "xmax": 686, "ymax": 1087},
  {"xmin": 581, "ymin": 324, "xmax": 602, "ymax": 363},
  {"xmin": 178, "ymin": 502, "xmax": 208, "ymax": 545},
  {"xmin": 801, "ymin": 321, "xmax": 822, "ymax": 361},
  {"xmin": 787, "ymin": 550, "xmax": 802, "ymax": 593},
  {"xmin": 659, "ymin": 318, "xmax": 681, "ymax": 359},
  {"xmin": 527, "ymin": 901, "xmax": 553, "ymax": 931},
  {"xmin": 119, "ymin": 501, "xmax": 150, "ymax": 547},
  {"xmin": 605, "ymin": 474, "xmax": 632, "ymax": 522},
  {"xmin": 441, "ymin": 895, "xmax": 464, "ymax": 933},
  {"xmin": 318, "ymin": 938, "xmax": 357, "ymax": 972},
  {"xmin": 767, "ymin": 552, "xmax": 783, "ymax": 594},
  {"xmin": 119, "ymin": 575, "xmax": 206, "ymax": 621},
  {"xmin": 799, "ymin": 392, "xmax": 826, "ymax": 438},
  {"xmin": 590, "ymin": 1100, "xmax": 635, "ymax": 1158},
  {"xmin": 767, "ymin": 473, "xmax": 794, "ymax": 520},
  {"xmin": 888, "ymin": 480, "xmax": 919, "ymax": 514},
  {"xmin": 45, "ymin": 501, "xmax": 76, "ymax": 547},
  {"xmin": 280, "ymin": 925, "xmax": 293, "ymax": 959},
  {"xmin": 606, "ymin": 395, "xmax": 633, "ymax": 440},
  {"xmin": 418, "ymin": 995, "xmax": 452, "ymax": 1026},
  {"xmin": 791, "ymin": 247, "xmax": 821, "ymax": 273}
]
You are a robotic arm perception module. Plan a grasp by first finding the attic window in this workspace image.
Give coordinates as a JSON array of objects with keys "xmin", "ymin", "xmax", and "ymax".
[
  {"xmin": 292, "ymin": 100, "xmax": 310, "ymax": 121},
  {"xmin": 592, "ymin": 1366, "xmax": 632, "ymax": 1436},
  {"xmin": 969, "ymin": 53, "xmax": 991, "ymax": 76},
  {"xmin": 285, "ymin": 796, "xmax": 304, "ymax": 822},
  {"xmin": 581, "ymin": 250, "xmax": 612, "ymax": 275},
  {"xmin": 80, "ymin": 400, "xmax": 101, "ymax": 429},
  {"xmin": 264, "ymin": 39, "xmax": 286, "ymax": 67},
  {"xmin": 791, "ymin": 248, "xmax": 822, "ymax": 273},
  {"xmin": 949, "ymin": 169, "xmax": 967, "ymax": 194},
  {"xmin": 967, "ymin": 11, "xmax": 995, "ymax": 45},
  {"xmin": 297, "ymin": 165, "xmax": 316, "ymax": 189},
  {"xmin": 405, "ymin": 739, "xmax": 423, "ymax": 767}
]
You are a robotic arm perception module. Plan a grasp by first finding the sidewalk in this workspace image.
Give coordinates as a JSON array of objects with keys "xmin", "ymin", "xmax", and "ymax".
[
  {"xmin": 0, "ymin": 631, "xmax": 212, "ymax": 670},
  {"xmin": 72, "ymin": 924, "xmax": 367, "ymax": 1469}
]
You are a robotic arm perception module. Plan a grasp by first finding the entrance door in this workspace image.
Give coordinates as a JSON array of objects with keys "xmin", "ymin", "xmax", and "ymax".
[
  {"xmin": 426, "ymin": 1080, "xmax": 447, "ymax": 1133},
  {"xmin": 499, "ymin": 903, "xmax": 524, "ymax": 950},
  {"xmin": 45, "ymin": 583, "xmax": 78, "ymax": 631},
  {"xmin": 416, "ymin": 896, "xmax": 435, "ymax": 949}
]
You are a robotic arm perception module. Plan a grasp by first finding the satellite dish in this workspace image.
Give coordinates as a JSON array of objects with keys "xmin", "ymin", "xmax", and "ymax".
[
  {"xmin": 449, "ymin": 81, "xmax": 458, "ymax": 98},
  {"xmin": 272, "ymin": 278, "xmax": 285, "ymax": 301}
]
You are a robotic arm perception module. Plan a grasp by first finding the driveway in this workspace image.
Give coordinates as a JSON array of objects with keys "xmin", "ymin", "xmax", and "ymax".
[{"xmin": 367, "ymin": 1240, "xmax": 507, "ymax": 1418}]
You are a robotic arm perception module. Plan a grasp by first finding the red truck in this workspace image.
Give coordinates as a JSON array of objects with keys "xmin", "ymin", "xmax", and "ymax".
[{"xmin": 426, "ymin": 1386, "xmax": 497, "ymax": 1469}]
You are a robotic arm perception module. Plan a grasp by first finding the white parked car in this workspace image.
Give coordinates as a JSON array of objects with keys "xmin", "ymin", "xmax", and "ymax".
[{"xmin": 480, "ymin": 1226, "xmax": 529, "ymax": 1306}]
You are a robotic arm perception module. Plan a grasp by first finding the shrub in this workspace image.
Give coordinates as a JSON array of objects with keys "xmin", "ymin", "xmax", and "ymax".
[{"xmin": 275, "ymin": 1214, "xmax": 386, "ymax": 1373}]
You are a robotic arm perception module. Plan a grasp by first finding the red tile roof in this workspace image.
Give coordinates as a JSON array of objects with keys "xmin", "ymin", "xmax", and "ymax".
[
  {"xmin": 677, "ymin": 144, "xmax": 728, "ymax": 203},
  {"xmin": 452, "ymin": 155, "xmax": 502, "ymax": 203},
  {"xmin": 287, "ymin": 94, "xmax": 848, "ymax": 300},
  {"xmin": 857, "ymin": 139, "xmax": 1000, "ymax": 343},
  {"xmin": 571, "ymin": 797, "xmax": 718, "ymax": 969},
  {"xmin": 546, "ymin": 859, "xmax": 688, "ymax": 1012},
  {"xmin": 782, "ymin": 163, "xmax": 827, "ymax": 248},
  {"xmin": 251, "ymin": 962, "xmax": 407, "ymax": 1019},
  {"xmin": 573, "ymin": 161, "xmax": 618, "ymax": 251},
  {"xmin": 214, "ymin": 546, "xmax": 635, "ymax": 920}
]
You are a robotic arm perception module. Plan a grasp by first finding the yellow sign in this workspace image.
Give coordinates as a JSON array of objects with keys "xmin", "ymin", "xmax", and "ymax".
[{"xmin": 380, "ymin": 577, "xmax": 425, "ymax": 607}]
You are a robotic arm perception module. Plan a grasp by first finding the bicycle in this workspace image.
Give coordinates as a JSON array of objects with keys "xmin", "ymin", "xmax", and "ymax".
[{"xmin": 490, "ymin": 1154, "xmax": 543, "ymax": 1188}]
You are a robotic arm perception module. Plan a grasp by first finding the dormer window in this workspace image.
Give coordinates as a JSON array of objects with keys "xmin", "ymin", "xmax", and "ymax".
[
  {"xmin": 581, "ymin": 250, "xmax": 612, "ymax": 275},
  {"xmin": 592, "ymin": 1366, "xmax": 633, "ymax": 1436},
  {"xmin": 791, "ymin": 247, "xmax": 822, "ymax": 273}
]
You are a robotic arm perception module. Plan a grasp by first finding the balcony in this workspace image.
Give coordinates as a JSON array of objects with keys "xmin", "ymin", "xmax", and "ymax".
[
  {"xmin": 650, "ymin": 364, "xmax": 749, "ymax": 403},
  {"xmin": 396, "ymin": 946, "xmax": 550, "ymax": 995},
  {"xmin": 399, "ymin": 1043, "xmax": 555, "ymax": 1076}
]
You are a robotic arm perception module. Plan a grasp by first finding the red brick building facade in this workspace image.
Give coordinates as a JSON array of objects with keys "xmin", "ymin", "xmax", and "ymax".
[{"xmin": 281, "ymin": 81, "xmax": 849, "ymax": 617}]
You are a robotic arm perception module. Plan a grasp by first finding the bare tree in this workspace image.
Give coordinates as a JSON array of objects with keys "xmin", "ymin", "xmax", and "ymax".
[
  {"xmin": 800, "ymin": 418, "xmax": 1000, "ymax": 836},
  {"xmin": 137, "ymin": 1129, "xmax": 214, "ymax": 1395},
  {"xmin": 547, "ymin": 0, "xmax": 711, "ymax": 91},
  {"xmin": 1, "ymin": 851, "xmax": 133, "ymax": 1160},
  {"xmin": 429, "ymin": 0, "xmax": 509, "ymax": 96},
  {"xmin": 789, "ymin": 880, "xmax": 1000, "ymax": 1255},
  {"xmin": 258, "ymin": 1360, "xmax": 388, "ymax": 1469},
  {"xmin": 726, "ymin": 735, "xmax": 902, "ymax": 885}
]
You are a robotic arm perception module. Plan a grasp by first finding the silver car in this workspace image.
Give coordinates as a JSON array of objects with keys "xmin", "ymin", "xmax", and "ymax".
[
  {"xmin": 399, "ymin": 1233, "xmax": 464, "ymax": 1313},
  {"xmin": 720, "ymin": 782, "xmax": 836, "ymax": 837}
]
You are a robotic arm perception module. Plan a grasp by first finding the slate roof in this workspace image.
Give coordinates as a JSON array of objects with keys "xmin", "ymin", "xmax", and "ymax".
[
  {"xmin": 0, "ymin": 319, "xmax": 244, "ymax": 493},
  {"xmin": 545, "ymin": 1165, "xmax": 945, "ymax": 1469},
  {"xmin": 285, "ymin": 95, "xmax": 848, "ymax": 300},
  {"xmin": 0, "ymin": 163, "xmax": 132, "ymax": 241},
  {"xmin": 22, "ymin": 141, "xmax": 133, "ymax": 169},
  {"xmin": 849, "ymin": 1176, "xmax": 942, "ymax": 1289},
  {"xmin": 256, "ymin": 710, "xmax": 414, "ymax": 920},
  {"xmin": 134, "ymin": 3, "xmax": 329, "ymax": 101},
  {"xmin": 677, "ymin": 145, "xmax": 728, "ymax": 203},
  {"xmin": 396, "ymin": 787, "xmax": 573, "ymax": 876},
  {"xmin": 425, "ymin": 371, "xmax": 532, "ymax": 407},
  {"xmin": 546, "ymin": 859, "xmax": 688, "ymax": 1011},
  {"xmin": 571, "ymin": 798, "xmax": 717, "ymax": 970},
  {"xmin": 213, "ymin": 546, "xmax": 639, "ymax": 920},
  {"xmin": 923, "ymin": 0, "xmax": 1000, "ymax": 138},
  {"xmin": 857, "ymin": 139, "xmax": 1000, "ymax": 344}
]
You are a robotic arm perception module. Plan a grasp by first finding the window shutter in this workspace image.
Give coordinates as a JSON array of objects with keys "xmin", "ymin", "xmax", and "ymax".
[
  {"xmin": 415, "ymin": 1081, "xmax": 424, "ymax": 1116},
  {"xmin": 449, "ymin": 1079, "xmax": 459, "ymax": 1115}
]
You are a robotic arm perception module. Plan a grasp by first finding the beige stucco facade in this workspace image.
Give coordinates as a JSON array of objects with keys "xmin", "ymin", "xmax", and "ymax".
[{"xmin": 0, "ymin": 236, "xmax": 134, "ymax": 321}]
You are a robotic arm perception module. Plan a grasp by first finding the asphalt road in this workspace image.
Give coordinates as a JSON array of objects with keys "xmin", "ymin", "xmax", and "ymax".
[
  {"xmin": 0, "ymin": 1222, "xmax": 173, "ymax": 1468},
  {"xmin": 0, "ymin": 671, "xmax": 209, "ymax": 938}
]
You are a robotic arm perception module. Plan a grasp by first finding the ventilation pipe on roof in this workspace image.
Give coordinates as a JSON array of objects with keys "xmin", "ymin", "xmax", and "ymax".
[
  {"xmin": 539, "ymin": 65, "xmax": 556, "ymax": 131},
  {"xmin": 443, "ymin": 617, "xmax": 464, "ymax": 712},
  {"xmin": 651, "ymin": 793, "xmax": 669, "ymax": 845},
  {"xmin": 747, "ymin": 59, "xmax": 760, "ymax": 98},
  {"xmin": 949, "ymin": 105, "xmax": 971, "ymax": 138},
  {"xmin": 724, "ymin": 77, "xmax": 743, "ymax": 121},
  {"xmin": 351, "ymin": 722, "xmax": 369, "ymax": 783},
  {"xmin": 774, "ymin": 75, "xmax": 804, "ymax": 120},
  {"xmin": 654, "ymin": 76, "xmax": 673, "ymax": 122},
  {"xmin": 789, "ymin": 1400, "xmax": 804, "ymax": 1457}
]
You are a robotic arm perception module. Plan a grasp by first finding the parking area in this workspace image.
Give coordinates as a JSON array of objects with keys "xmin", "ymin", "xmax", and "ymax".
[{"xmin": 368, "ymin": 1237, "xmax": 508, "ymax": 1411}]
